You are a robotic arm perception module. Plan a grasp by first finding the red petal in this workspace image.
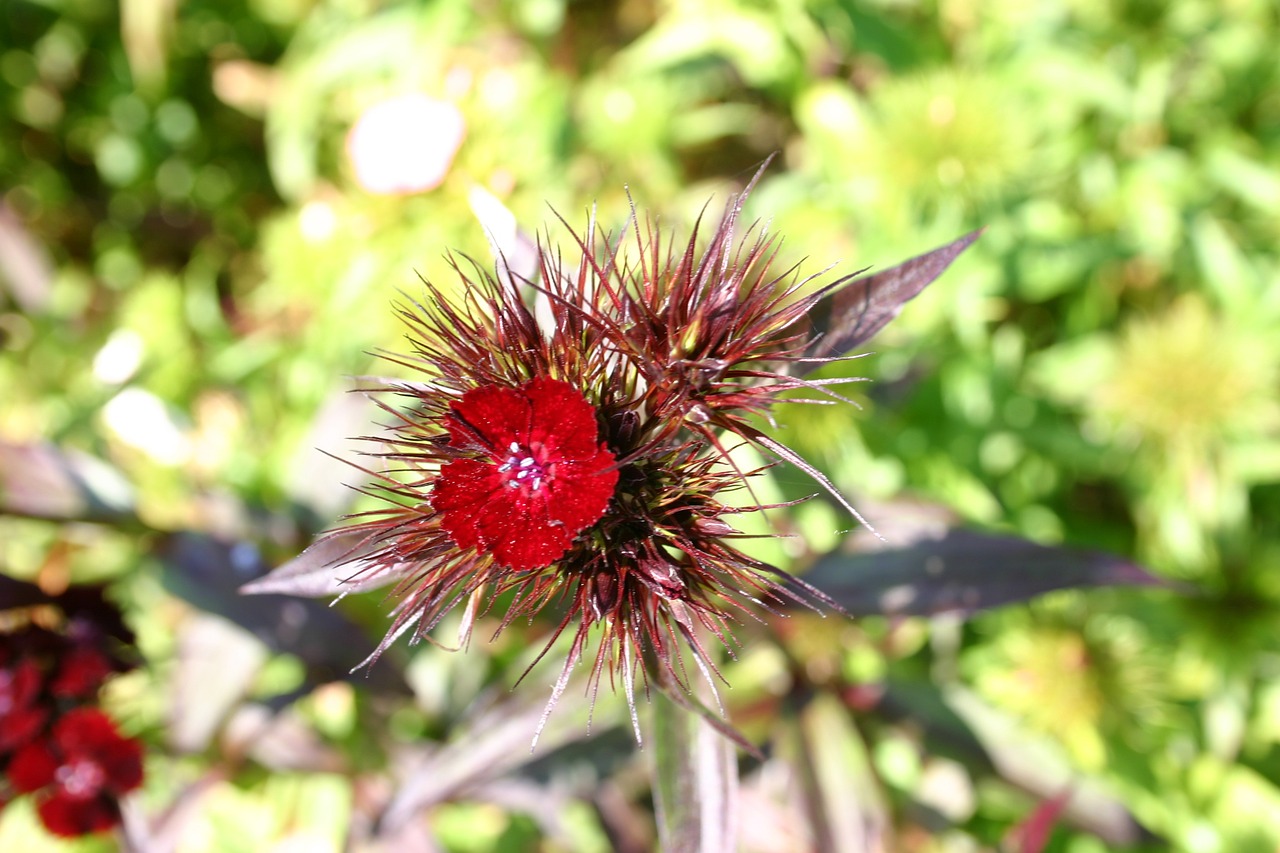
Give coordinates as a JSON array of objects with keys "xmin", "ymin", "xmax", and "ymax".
[
  {"xmin": 523, "ymin": 377, "xmax": 607, "ymax": 460},
  {"xmin": 434, "ymin": 464, "xmax": 575, "ymax": 570},
  {"xmin": 431, "ymin": 458, "xmax": 507, "ymax": 551},
  {"xmin": 52, "ymin": 709, "xmax": 144, "ymax": 794},
  {"xmin": 445, "ymin": 383, "xmax": 534, "ymax": 451},
  {"xmin": 52, "ymin": 708, "xmax": 119, "ymax": 753},
  {"xmin": 36, "ymin": 793, "xmax": 121, "ymax": 837},
  {"xmin": 481, "ymin": 495, "xmax": 576, "ymax": 570},
  {"xmin": 7, "ymin": 742, "xmax": 58, "ymax": 793},
  {"xmin": 433, "ymin": 379, "xmax": 618, "ymax": 571},
  {"xmin": 0, "ymin": 706, "xmax": 48, "ymax": 753},
  {"xmin": 50, "ymin": 646, "xmax": 113, "ymax": 699},
  {"xmin": 0, "ymin": 660, "xmax": 49, "ymax": 752}
]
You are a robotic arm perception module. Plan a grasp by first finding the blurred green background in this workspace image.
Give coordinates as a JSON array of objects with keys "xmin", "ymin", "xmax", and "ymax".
[{"xmin": 3, "ymin": 0, "xmax": 1280, "ymax": 850}]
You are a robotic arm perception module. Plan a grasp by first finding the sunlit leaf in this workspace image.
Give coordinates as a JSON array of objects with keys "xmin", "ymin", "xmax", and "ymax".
[
  {"xmin": 1005, "ymin": 788, "xmax": 1073, "ymax": 853},
  {"xmin": 169, "ymin": 613, "xmax": 270, "ymax": 753},
  {"xmin": 0, "ymin": 203, "xmax": 54, "ymax": 313},
  {"xmin": 0, "ymin": 440, "xmax": 137, "ymax": 526},
  {"xmin": 377, "ymin": 683, "xmax": 614, "ymax": 835},
  {"xmin": 785, "ymin": 692, "xmax": 890, "ymax": 853}
]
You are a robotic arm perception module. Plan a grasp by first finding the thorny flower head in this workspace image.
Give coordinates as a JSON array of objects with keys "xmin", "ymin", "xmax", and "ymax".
[{"xmin": 253, "ymin": 169, "xmax": 975, "ymax": 742}]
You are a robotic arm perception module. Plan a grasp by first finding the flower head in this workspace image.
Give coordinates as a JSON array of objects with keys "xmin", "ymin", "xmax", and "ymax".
[
  {"xmin": 251, "ymin": 172, "xmax": 978, "ymax": 740},
  {"xmin": 7, "ymin": 708, "xmax": 143, "ymax": 837}
]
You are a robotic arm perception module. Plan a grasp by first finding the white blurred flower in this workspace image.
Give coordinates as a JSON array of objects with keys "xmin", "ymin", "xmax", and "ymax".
[
  {"xmin": 93, "ymin": 329, "xmax": 144, "ymax": 385},
  {"xmin": 345, "ymin": 93, "xmax": 465, "ymax": 195},
  {"xmin": 298, "ymin": 199, "xmax": 338, "ymax": 243},
  {"xmin": 102, "ymin": 387, "xmax": 190, "ymax": 465}
]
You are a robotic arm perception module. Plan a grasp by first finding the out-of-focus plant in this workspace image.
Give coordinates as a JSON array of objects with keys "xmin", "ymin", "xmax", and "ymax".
[{"xmin": 5, "ymin": 0, "xmax": 1280, "ymax": 849}]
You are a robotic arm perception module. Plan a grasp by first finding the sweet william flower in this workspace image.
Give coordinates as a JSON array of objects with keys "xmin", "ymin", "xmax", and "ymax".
[
  {"xmin": 49, "ymin": 645, "xmax": 115, "ymax": 699},
  {"xmin": 0, "ymin": 658, "xmax": 47, "ymax": 754},
  {"xmin": 7, "ymin": 708, "xmax": 143, "ymax": 837},
  {"xmin": 248, "ymin": 166, "xmax": 979, "ymax": 739},
  {"xmin": 431, "ymin": 378, "xmax": 619, "ymax": 571}
]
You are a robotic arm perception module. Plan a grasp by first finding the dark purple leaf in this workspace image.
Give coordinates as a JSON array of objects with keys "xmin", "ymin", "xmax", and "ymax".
[
  {"xmin": 0, "ymin": 574, "xmax": 50, "ymax": 611},
  {"xmin": 239, "ymin": 529, "xmax": 396, "ymax": 598},
  {"xmin": 155, "ymin": 531, "xmax": 405, "ymax": 693},
  {"xmin": 799, "ymin": 230, "xmax": 982, "ymax": 374},
  {"xmin": 801, "ymin": 530, "xmax": 1164, "ymax": 617},
  {"xmin": 864, "ymin": 678, "xmax": 995, "ymax": 774},
  {"xmin": 0, "ymin": 440, "xmax": 137, "ymax": 525}
]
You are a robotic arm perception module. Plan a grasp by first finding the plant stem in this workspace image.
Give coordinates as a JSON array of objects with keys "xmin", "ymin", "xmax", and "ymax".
[{"xmin": 650, "ymin": 685, "xmax": 738, "ymax": 853}]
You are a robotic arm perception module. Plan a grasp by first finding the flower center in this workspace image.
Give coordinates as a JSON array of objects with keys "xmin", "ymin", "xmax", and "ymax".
[
  {"xmin": 56, "ymin": 758, "xmax": 106, "ymax": 799},
  {"xmin": 497, "ymin": 442, "xmax": 549, "ymax": 491}
]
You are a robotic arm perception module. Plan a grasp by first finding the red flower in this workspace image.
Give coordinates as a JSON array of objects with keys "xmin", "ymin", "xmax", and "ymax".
[
  {"xmin": 250, "ymin": 177, "xmax": 855, "ymax": 737},
  {"xmin": 49, "ymin": 645, "xmax": 114, "ymax": 699},
  {"xmin": 432, "ymin": 378, "xmax": 619, "ymax": 570},
  {"xmin": 0, "ymin": 658, "xmax": 47, "ymax": 755},
  {"xmin": 7, "ymin": 708, "xmax": 143, "ymax": 837},
  {"xmin": 242, "ymin": 167, "xmax": 977, "ymax": 744}
]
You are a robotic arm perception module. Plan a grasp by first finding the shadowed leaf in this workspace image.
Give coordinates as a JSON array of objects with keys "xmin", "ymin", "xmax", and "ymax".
[
  {"xmin": 862, "ymin": 679, "xmax": 995, "ymax": 774},
  {"xmin": 799, "ymin": 230, "xmax": 981, "ymax": 374},
  {"xmin": 0, "ymin": 574, "xmax": 52, "ymax": 611},
  {"xmin": 802, "ymin": 530, "xmax": 1164, "ymax": 617},
  {"xmin": 156, "ymin": 531, "xmax": 405, "ymax": 692},
  {"xmin": 0, "ymin": 576, "xmax": 135, "ymax": 647}
]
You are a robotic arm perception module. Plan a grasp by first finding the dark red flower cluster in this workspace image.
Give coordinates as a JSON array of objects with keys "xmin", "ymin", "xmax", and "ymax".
[
  {"xmin": 258, "ymin": 173, "xmax": 908, "ymax": 739},
  {"xmin": 0, "ymin": 623, "xmax": 141, "ymax": 837}
]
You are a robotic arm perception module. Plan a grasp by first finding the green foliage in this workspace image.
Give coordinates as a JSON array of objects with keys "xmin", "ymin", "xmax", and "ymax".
[{"xmin": 4, "ymin": 0, "xmax": 1280, "ymax": 850}]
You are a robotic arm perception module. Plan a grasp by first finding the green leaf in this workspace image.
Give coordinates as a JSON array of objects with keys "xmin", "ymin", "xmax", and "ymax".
[{"xmin": 785, "ymin": 692, "xmax": 889, "ymax": 852}]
